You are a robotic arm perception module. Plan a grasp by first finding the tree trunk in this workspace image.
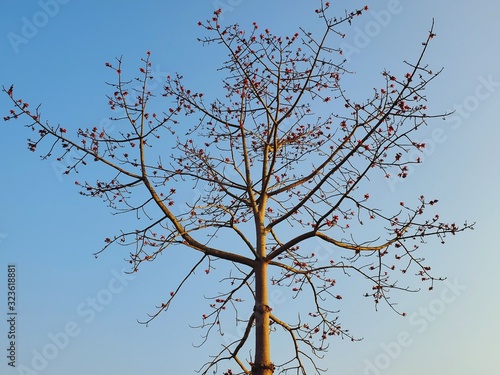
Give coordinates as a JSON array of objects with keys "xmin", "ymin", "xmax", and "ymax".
[{"xmin": 253, "ymin": 259, "xmax": 274, "ymax": 375}]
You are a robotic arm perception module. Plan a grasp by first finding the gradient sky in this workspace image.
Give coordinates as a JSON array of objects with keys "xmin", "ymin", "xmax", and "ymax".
[{"xmin": 0, "ymin": 1, "xmax": 499, "ymax": 374}]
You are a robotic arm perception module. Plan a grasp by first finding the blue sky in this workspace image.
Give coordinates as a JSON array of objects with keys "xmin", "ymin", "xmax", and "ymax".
[{"xmin": 0, "ymin": 0, "xmax": 499, "ymax": 374}]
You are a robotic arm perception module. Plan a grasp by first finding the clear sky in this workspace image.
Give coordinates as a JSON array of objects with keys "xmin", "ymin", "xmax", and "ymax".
[{"xmin": 0, "ymin": 1, "xmax": 499, "ymax": 374}]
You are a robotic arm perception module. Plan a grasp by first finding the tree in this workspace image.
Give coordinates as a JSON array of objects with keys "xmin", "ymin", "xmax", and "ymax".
[{"xmin": 3, "ymin": 4, "xmax": 472, "ymax": 375}]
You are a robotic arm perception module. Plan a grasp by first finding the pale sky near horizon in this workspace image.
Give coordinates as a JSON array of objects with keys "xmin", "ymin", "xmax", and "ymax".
[{"xmin": 0, "ymin": 1, "xmax": 499, "ymax": 374}]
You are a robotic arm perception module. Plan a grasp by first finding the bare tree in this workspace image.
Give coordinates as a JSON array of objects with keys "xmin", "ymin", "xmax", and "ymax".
[{"xmin": 3, "ymin": 4, "xmax": 472, "ymax": 375}]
